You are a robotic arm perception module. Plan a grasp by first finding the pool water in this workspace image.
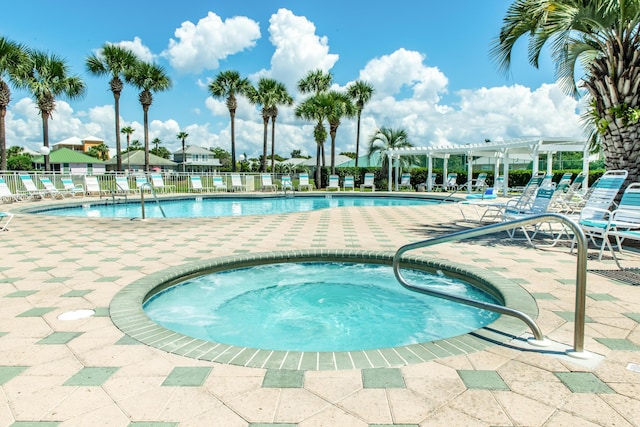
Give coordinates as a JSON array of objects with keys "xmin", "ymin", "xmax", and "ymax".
[
  {"xmin": 143, "ymin": 262, "xmax": 501, "ymax": 352},
  {"xmin": 38, "ymin": 195, "xmax": 436, "ymax": 218}
]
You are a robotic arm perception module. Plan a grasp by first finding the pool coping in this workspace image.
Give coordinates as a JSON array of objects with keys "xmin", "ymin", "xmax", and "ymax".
[{"xmin": 110, "ymin": 249, "xmax": 538, "ymax": 370}]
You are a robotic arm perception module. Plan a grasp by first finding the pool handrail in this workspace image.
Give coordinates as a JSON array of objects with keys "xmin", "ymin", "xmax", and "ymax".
[
  {"xmin": 393, "ymin": 213, "xmax": 588, "ymax": 355},
  {"xmin": 139, "ymin": 182, "xmax": 166, "ymax": 219}
]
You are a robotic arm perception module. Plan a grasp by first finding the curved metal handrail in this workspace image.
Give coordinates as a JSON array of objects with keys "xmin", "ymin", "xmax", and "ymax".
[
  {"xmin": 139, "ymin": 183, "xmax": 166, "ymax": 219},
  {"xmin": 393, "ymin": 213, "xmax": 588, "ymax": 354}
]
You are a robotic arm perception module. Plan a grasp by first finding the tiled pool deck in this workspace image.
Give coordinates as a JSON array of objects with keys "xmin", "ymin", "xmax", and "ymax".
[{"xmin": 1, "ymin": 193, "xmax": 639, "ymax": 426}]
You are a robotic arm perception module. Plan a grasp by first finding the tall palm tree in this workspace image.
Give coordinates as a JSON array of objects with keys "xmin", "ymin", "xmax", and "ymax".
[
  {"xmin": 124, "ymin": 60, "xmax": 172, "ymax": 172},
  {"xmin": 326, "ymin": 91, "xmax": 356, "ymax": 174},
  {"xmin": 347, "ymin": 80, "xmax": 375, "ymax": 167},
  {"xmin": 491, "ymin": 0, "xmax": 640, "ymax": 185},
  {"xmin": 152, "ymin": 137, "xmax": 161, "ymax": 152},
  {"xmin": 18, "ymin": 50, "xmax": 86, "ymax": 171},
  {"xmin": 0, "ymin": 37, "xmax": 29, "ymax": 171},
  {"xmin": 295, "ymin": 94, "xmax": 332, "ymax": 187},
  {"xmin": 247, "ymin": 78, "xmax": 293, "ymax": 172},
  {"xmin": 208, "ymin": 70, "xmax": 252, "ymax": 172},
  {"xmin": 297, "ymin": 69, "xmax": 333, "ymax": 167},
  {"xmin": 176, "ymin": 131, "xmax": 188, "ymax": 173},
  {"xmin": 86, "ymin": 44, "xmax": 138, "ymax": 172},
  {"xmin": 120, "ymin": 125, "xmax": 134, "ymax": 172},
  {"xmin": 368, "ymin": 127, "xmax": 415, "ymax": 180}
]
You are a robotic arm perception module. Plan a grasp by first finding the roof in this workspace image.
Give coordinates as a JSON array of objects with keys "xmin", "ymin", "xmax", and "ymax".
[
  {"xmin": 82, "ymin": 136, "xmax": 103, "ymax": 142},
  {"xmin": 32, "ymin": 147, "xmax": 105, "ymax": 164},
  {"xmin": 52, "ymin": 136, "xmax": 83, "ymax": 147},
  {"xmin": 106, "ymin": 150, "xmax": 177, "ymax": 166},
  {"xmin": 172, "ymin": 145, "xmax": 214, "ymax": 155}
]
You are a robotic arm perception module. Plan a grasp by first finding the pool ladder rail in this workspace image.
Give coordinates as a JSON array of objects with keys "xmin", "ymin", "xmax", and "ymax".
[
  {"xmin": 138, "ymin": 183, "xmax": 167, "ymax": 219},
  {"xmin": 393, "ymin": 213, "xmax": 590, "ymax": 359}
]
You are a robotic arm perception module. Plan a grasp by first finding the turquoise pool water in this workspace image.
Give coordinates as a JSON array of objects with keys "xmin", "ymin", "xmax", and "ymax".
[
  {"xmin": 143, "ymin": 262, "xmax": 501, "ymax": 352},
  {"xmin": 36, "ymin": 195, "xmax": 437, "ymax": 218}
]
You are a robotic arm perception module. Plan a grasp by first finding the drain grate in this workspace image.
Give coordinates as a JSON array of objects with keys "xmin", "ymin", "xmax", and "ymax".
[{"xmin": 589, "ymin": 269, "xmax": 640, "ymax": 286}]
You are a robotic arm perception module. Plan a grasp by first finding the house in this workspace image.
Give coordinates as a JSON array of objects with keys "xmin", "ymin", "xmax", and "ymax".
[
  {"xmin": 32, "ymin": 147, "xmax": 106, "ymax": 174},
  {"xmin": 172, "ymin": 145, "xmax": 221, "ymax": 172},
  {"xmin": 52, "ymin": 136, "xmax": 109, "ymax": 158},
  {"xmin": 105, "ymin": 151, "xmax": 178, "ymax": 173}
]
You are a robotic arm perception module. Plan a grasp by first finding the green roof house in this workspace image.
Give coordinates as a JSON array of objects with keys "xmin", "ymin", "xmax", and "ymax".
[
  {"xmin": 105, "ymin": 151, "xmax": 177, "ymax": 172},
  {"xmin": 32, "ymin": 147, "xmax": 106, "ymax": 175}
]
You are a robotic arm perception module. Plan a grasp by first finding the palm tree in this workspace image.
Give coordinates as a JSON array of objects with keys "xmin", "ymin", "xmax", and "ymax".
[
  {"xmin": 326, "ymin": 91, "xmax": 356, "ymax": 174},
  {"xmin": 0, "ymin": 37, "xmax": 29, "ymax": 171},
  {"xmin": 124, "ymin": 60, "xmax": 172, "ymax": 172},
  {"xmin": 247, "ymin": 78, "xmax": 293, "ymax": 172},
  {"xmin": 367, "ymin": 127, "xmax": 415, "ymax": 181},
  {"xmin": 491, "ymin": 0, "xmax": 640, "ymax": 185},
  {"xmin": 176, "ymin": 131, "xmax": 188, "ymax": 173},
  {"xmin": 347, "ymin": 80, "xmax": 375, "ymax": 167},
  {"xmin": 295, "ymin": 94, "xmax": 332, "ymax": 187},
  {"xmin": 208, "ymin": 70, "xmax": 252, "ymax": 172},
  {"xmin": 86, "ymin": 44, "xmax": 137, "ymax": 172},
  {"xmin": 297, "ymin": 69, "xmax": 333, "ymax": 167},
  {"xmin": 121, "ymin": 126, "xmax": 134, "ymax": 172},
  {"xmin": 18, "ymin": 50, "xmax": 86, "ymax": 171},
  {"xmin": 152, "ymin": 137, "xmax": 161, "ymax": 152}
]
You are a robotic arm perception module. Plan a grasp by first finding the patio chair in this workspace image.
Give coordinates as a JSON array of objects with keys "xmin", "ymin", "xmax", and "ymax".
[
  {"xmin": 18, "ymin": 175, "xmax": 47, "ymax": 200},
  {"xmin": 298, "ymin": 173, "xmax": 314, "ymax": 191},
  {"xmin": 212, "ymin": 176, "xmax": 228, "ymax": 192},
  {"xmin": 0, "ymin": 177, "xmax": 23, "ymax": 203},
  {"xmin": 0, "ymin": 211, "xmax": 14, "ymax": 231},
  {"xmin": 281, "ymin": 175, "xmax": 294, "ymax": 191},
  {"xmin": 360, "ymin": 173, "xmax": 375, "ymax": 192},
  {"xmin": 398, "ymin": 173, "xmax": 413, "ymax": 191},
  {"xmin": 434, "ymin": 173, "xmax": 457, "ymax": 191},
  {"xmin": 502, "ymin": 187, "xmax": 557, "ymax": 246},
  {"xmin": 150, "ymin": 173, "xmax": 175, "ymax": 193},
  {"xmin": 115, "ymin": 176, "xmax": 135, "ymax": 194},
  {"xmin": 460, "ymin": 172, "xmax": 487, "ymax": 193},
  {"xmin": 231, "ymin": 173, "xmax": 247, "ymax": 192},
  {"xmin": 603, "ymin": 183, "xmax": 640, "ymax": 268},
  {"xmin": 557, "ymin": 172, "xmax": 574, "ymax": 188},
  {"xmin": 260, "ymin": 174, "xmax": 277, "ymax": 192},
  {"xmin": 84, "ymin": 176, "xmax": 107, "ymax": 197},
  {"xmin": 38, "ymin": 177, "xmax": 65, "ymax": 199},
  {"xmin": 343, "ymin": 175, "xmax": 355, "ymax": 191},
  {"xmin": 417, "ymin": 173, "xmax": 437, "ymax": 192},
  {"xmin": 61, "ymin": 178, "xmax": 84, "ymax": 197},
  {"xmin": 135, "ymin": 175, "xmax": 151, "ymax": 193},
  {"xmin": 190, "ymin": 175, "xmax": 214, "ymax": 192},
  {"xmin": 327, "ymin": 174, "xmax": 340, "ymax": 191}
]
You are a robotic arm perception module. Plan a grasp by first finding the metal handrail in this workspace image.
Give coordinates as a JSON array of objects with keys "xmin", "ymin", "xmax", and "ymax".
[
  {"xmin": 393, "ymin": 213, "xmax": 588, "ymax": 355},
  {"xmin": 139, "ymin": 183, "xmax": 166, "ymax": 219}
]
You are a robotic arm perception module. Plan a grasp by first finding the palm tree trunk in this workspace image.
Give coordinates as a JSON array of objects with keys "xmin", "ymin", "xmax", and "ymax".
[
  {"xmin": 316, "ymin": 144, "xmax": 321, "ymax": 188},
  {"xmin": 230, "ymin": 109, "xmax": 237, "ymax": 172},
  {"xmin": 0, "ymin": 106, "xmax": 6, "ymax": 171},
  {"xmin": 143, "ymin": 106, "xmax": 150, "ymax": 172},
  {"xmin": 355, "ymin": 110, "xmax": 362, "ymax": 167},
  {"xmin": 330, "ymin": 125, "xmax": 337, "ymax": 175},
  {"xmin": 42, "ymin": 112, "xmax": 50, "ymax": 172},
  {"xmin": 270, "ymin": 116, "xmax": 276, "ymax": 173},
  {"xmin": 114, "ymin": 91, "xmax": 122, "ymax": 171},
  {"xmin": 261, "ymin": 115, "xmax": 268, "ymax": 172}
]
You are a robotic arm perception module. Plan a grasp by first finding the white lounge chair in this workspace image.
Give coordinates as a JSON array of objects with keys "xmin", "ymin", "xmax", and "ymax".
[
  {"xmin": 0, "ymin": 211, "xmax": 14, "ymax": 231},
  {"xmin": 212, "ymin": 176, "xmax": 228, "ymax": 192},
  {"xmin": 298, "ymin": 173, "xmax": 314, "ymax": 191},
  {"xmin": 231, "ymin": 174, "xmax": 247, "ymax": 192},
  {"xmin": 360, "ymin": 173, "xmax": 375, "ymax": 192},
  {"xmin": 260, "ymin": 174, "xmax": 277, "ymax": 192},
  {"xmin": 434, "ymin": 173, "xmax": 457, "ymax": 191},
  {"xmin": 135, "ymin": 176, "xmax": 151, "ymax": 193},
  {"xmin": 18, "ymin": 175, "xmax": 47, "ymax": 200},
  {"xmin": 190, "ymin": 176, "xmax": 213, "ymax": 192},
  {"xmin": 84, "ymin": 176, "xmax": 107, "ymax": 197},
  {"xmin": 398, "ymin": 173, "xmax": 413, "ymax": 191},
  {"xmin": 150, "ymin": 173, "xmax": 175, "ymax": 193},
  {"xmin": 0, "ymin": 177, "xmax": 23, "ymax": 203},
  {"xmin": 61, "ymin": 178, "xmax": 84, "ymax": 197},
  {"xmin": 115, "ymin": 176, "xmax": 135, "ymax": 194},
  {"xmin": 417, "ymin": 173, "xmax": 437, "ymax": 192},
  {"xmin": 503, "ymin": 187, "xmax": 557, "ymax": 246},
  {"xmin": 603, "ymin": 183, "xmax": 640, "ymax": 268},
  {"xmin": 343, "ymin": 175, "xmax": 355, "ymax": 191},
  {"xmin": 327, "ymin": 175, "xmax": 340, "ymax": 191},
  {"xmin": 38, "ymin": 177, "xmax": 65, "ymax": 199},
  {"xmin": 281, "ymin": 175, "xmax": 294, "ymax": 191}
]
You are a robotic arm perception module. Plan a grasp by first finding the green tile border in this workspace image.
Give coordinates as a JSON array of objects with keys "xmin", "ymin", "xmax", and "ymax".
[{"xmin": 110, "ymin": 250, "xmax": 538, "ymax": 371}]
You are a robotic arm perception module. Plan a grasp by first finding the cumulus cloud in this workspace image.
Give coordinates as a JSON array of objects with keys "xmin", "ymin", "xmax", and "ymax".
[
  {"xmin": 252, "ymin": 8, "xmax": 339, "ymax": 90},
  {"xmin": 163, "ymin": 12, "xmax": 261, "ymax": 73},
  {"xmin": 114, "ymin": 37, "xmax": 155, "ymax": 63}
]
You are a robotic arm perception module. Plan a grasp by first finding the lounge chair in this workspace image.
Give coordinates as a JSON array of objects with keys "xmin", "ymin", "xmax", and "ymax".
[
  {"xmin": 150, "ymin": 173, "xmax": 175, "ymax": 193},
  {"xmin": 298, "ymin": 173, "xmax": 314, "ymax": 191},
  {"xmin": 460, "ymin": 172, "xmax": 487, "ymax": 193},
  {"xmin": 260, "ymin": 174, "xmax": 277, "ymax": 192},
  {"xmin": 84, "ymin": 176, "xmax": 107, "ymax": 197},
  {"xmin": 0, "ymin": 177, "xmax": 23, "ymax": 203},
  {"xmin": 38, "ymin": 177, "xmax": 65, "ymax": 199},
  {"xmin": 190, "ymin": 175, "xmax": 214, "ymax": 192},
  {"xmin": 343, "ymin": 175, "xmax": 355, "ymax": 191},
  {"xmin": 135, "ymin": 176, "xmax": 151, "ymax": 193},
  {"xmin": 327, "ymin": 174, "xmax": 340, "ymax": 191},
  {"xmin": 0, "ymin": 211, "xmax": 14, "ymax": 231},
  {"xmin": 18, "ymin": 175, "xmax": 47, "ymax": 200},
  {"xmin": 61, "ymin": 178, "xmax": 84, "ymax": 197},
  {"xmin": 602, "ymin": 183, "xmax": 640, "ymax": 268},
  {"xmin": 503, "ymin": 187, "xmax": 557, "ymax": 246},
  {"xmin": 281, "ymin": 175, "xmax": 294, "ymax": 191},
  {"xmin": 434, "ymin": 173, "xmax": 457, "ymax": 191},
  {"xmin": 398, "ymin": 173, "xmax": 413, "ymax": 191},
  {"xmin": 557, "ymin": 172, "xmax": 574, "ymax": 188},
  {"xmin": 360, "ymin": 173, "xmax": 375, "ymax": 192},
  {"xmin": 417, "ymin": 173, "xmax": 437, "ymax": 192},
  {"xmin": 212, "ymin": 176, "xmax": 228, "ymax": 192},
  {"xmin": 231, "ymin": 173, "xmax": 247, "ymax": 192},
  {"xmin": 115, "ymin": 176, "xmax": 135, "ymax": 194}
]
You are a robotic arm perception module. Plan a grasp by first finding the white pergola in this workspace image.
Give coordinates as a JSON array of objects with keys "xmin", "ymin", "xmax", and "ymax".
[{"xmin": 386, "ymin": 137, "xmax": 590, "ymax": 193}]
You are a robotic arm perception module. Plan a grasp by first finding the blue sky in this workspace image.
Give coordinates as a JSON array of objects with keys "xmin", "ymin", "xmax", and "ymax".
[{"xmin": 0, "ymin": 0, "xmax": 583, "ymax": 158}]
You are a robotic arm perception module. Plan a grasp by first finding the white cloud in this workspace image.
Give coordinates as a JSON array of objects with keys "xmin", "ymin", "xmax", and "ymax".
[
  {"xmin": 251, "ymin": 8, "xmax": 339, "ymax": 90},
  {"xmin": 115, "ymin": 37, "xmax": 155, "ymax": 63},
  {"xmin": 163, "ymin": 12, "xmax": 261, "ymax": 74}
]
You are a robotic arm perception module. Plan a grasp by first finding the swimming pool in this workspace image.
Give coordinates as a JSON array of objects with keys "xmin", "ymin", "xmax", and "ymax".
[
  {"xmin": 33, "ymin": 195, "xmax": 439, "ymax": 218},
  {"xmin": 143, "ymin": 262, "xmax": 501, "ymax": 352}
]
